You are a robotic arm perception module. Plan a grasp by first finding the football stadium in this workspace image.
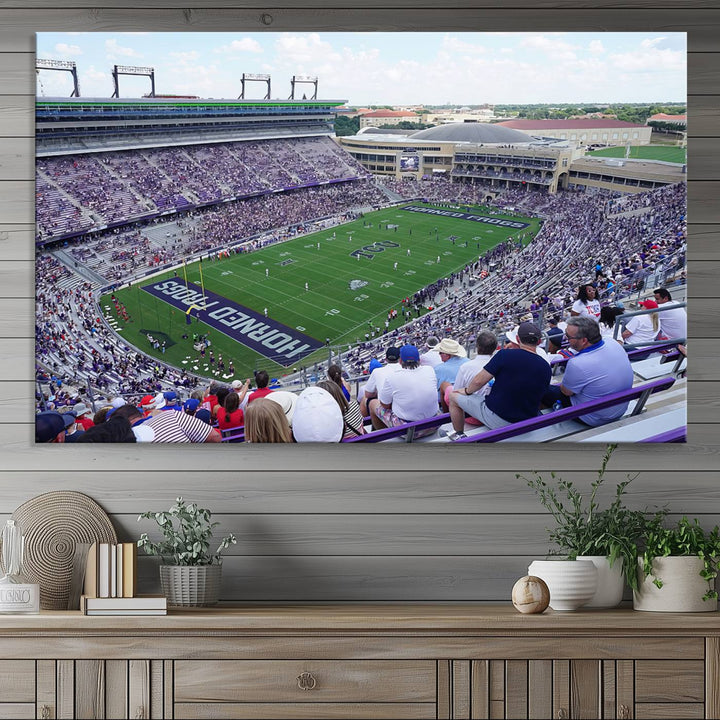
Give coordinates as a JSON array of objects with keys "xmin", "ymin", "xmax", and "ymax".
[{"xmin": 35, "ymin": 85, "xmax": 687, "ymax": 444}]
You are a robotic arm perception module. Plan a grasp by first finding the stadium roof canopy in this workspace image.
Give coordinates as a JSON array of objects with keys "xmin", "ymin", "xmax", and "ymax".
[{"xmin": 409, "ymin": 122, "xmax": 533, "ymax": 144}]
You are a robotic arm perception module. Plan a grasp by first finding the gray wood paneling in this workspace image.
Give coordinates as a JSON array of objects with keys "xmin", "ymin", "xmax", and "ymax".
[{"xmin": 0, "ymin": 3, "xmax": 716, "ymax": 602}]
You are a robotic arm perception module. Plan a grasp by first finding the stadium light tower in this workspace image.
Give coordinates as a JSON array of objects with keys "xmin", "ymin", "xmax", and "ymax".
[
  {"xmin": 111, "ymin": 65, "xmax": 156, "ymax": 98},
  {"xmin": 239, "ymin": 73, "xmax": 271, "ymax": 99},
  {"xmin": 36, "ymin": 59, "xmax": 80, "ymax": 97},
  {"xmin": 289, "ymin": 75, "xmax": 318, "ymax": 100}
]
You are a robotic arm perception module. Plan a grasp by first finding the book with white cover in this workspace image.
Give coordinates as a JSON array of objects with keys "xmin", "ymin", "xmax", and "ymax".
[
  {"xmin": 85, "ymin": 609, "xmax": 167, "ymax": 616},
  {"xmin": 81, "ymin": 594, "xmax": 167, "ymax": 613}
]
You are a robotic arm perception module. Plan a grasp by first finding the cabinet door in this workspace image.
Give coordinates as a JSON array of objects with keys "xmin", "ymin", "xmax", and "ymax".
[
  {"xmin": 33, "ymin": 659, "xmax": 164, "ymax": 720},
  {"xmin": 0, "ymin": 660, "xmax": 35, "ymax": 719},
  {"xmin": 471, "ymin": 656, "xmax": 707, "ymax": 719}
]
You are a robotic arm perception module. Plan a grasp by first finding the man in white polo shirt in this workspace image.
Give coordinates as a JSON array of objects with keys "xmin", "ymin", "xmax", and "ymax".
[{"xmin": 653, "ymin": 287, "xmax": 687, "ymax": 342}]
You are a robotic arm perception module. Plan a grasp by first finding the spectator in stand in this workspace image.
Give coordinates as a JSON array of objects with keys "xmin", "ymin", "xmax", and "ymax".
[
  {"xmin": 142, "ymin": 405, "xmax": 221, "ymax": 443},
  {"xmin": 292, "ymin": 387, "xmax": 344, "ymax": 443},
  {"xmin": 266, "ymin": 391, "xmax": 298, "ymax": 429},
  {"xmin": 453, "ymin": 331, "xmax": 498, "ymax": 392},
  {"xmin": 360, "ymin": 347, "xmax": 402, "ymax": 417},
  {"xmin": 75, "ymin": 409, "xmax": 138, "ymax": 443},
  {"xmin": 35, "ymin": 411, "xmax": 71, "ymax": 443},
  {"xmin": 419, "ymin": 336, "xmax": 443, "ymax": 368},
  {"xmin": 542, "ymin": 316, "xmax": 634, "ymax": 427},
  {"xmin": 244, "ymin": 397, "xmax": 293, "ymax": 443},
  {"xmin": 570, "ymin": 283, "xmax": 601, "ymax": 320},
  {"xmin": 327, "ymin": 364, "xmax": 352, "ymax": 402},
  {"xmin": 217, "ymin": 391, "xmax": 244, "ymax": 432},
  {"xmin": 72, "ymin": 402, "xmax": 95, "ymax": 431},
  {"xmin": 434, "ymin": 338, "xmax": 469, "ymax": 412},
  {"xmin": 599, "ymin": 306, "xmax": 625, "ymax": 341},
  {"xmin": 448, "ymin": 322, "xmax": 550, "ymax": 439},
  {"xmin": 369, "ymin": 345, "xmax": 439, "ymax": 431},
  {"xmin": 247, "ymin": 370, "xmax": 274, "ymax": 404},
  {"xmin": 653, "ymin": 287, "xmax": 687, "ymax": 342},
  {"xmin": 317, "ymin": 380, "xmax": 365, "ymax": 438},
  {"xmin": 622, "ymin": 300, "xmax": 660, "ymax": 351}
]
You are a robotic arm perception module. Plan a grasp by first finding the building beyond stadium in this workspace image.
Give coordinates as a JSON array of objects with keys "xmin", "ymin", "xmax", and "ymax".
[{"xmin": 338, "ymin": 121, "xmax": 683, "ymax": 195}]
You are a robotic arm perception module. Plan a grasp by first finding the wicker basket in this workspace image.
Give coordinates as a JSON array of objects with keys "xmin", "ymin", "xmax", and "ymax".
[{"xmin": 159, "ymin": 564, "xmax": 222, "ymax": 607}]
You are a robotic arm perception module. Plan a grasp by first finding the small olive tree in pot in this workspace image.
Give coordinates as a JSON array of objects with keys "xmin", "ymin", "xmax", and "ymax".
[{"xmin": 138, "ymin": 497, "xmax": 237, "ymax": 606}]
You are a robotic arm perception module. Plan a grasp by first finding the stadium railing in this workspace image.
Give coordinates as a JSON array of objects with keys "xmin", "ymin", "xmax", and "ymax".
[
  {"xmin": 453, "ymin": 376, "xmax": 676, "ymax": 443},
  {"xmin": 344, "ymin": 376, "xmax": 676, "ymax": 444}
]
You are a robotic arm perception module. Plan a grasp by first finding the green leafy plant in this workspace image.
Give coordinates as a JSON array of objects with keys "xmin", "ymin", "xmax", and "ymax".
[
  {"xmin": 517, "ymin": 444, "xmax": 666, "ymax": 592},
  {"xmin": 640, "ymin": 515, "xmax": 720, "ymax": 600},
  {"xmin": 137, "ymin": 497, "xmax": 236, "ymax": 566}
]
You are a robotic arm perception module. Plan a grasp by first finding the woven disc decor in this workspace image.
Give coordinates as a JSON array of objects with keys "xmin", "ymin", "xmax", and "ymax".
[{"xmin": 11, "ymin": 491, "xmax": 117, "ymax": 610}]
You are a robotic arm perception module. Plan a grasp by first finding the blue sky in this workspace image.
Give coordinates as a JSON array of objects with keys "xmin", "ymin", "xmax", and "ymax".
[{"xmin": 36, "ymin": 32, "xmax": 686, "ymax": 105}]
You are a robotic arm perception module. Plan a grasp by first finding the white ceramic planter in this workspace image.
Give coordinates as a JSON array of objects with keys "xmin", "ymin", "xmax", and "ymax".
[
  {"xmin": 577, "ymin": 555, "xmax": 624, "ymax": 608},
  {"xmin": 633, "ymin": 556, "xmax": 718, "ymax": 613},
  {"xmin": 527, "ymin": 559, "xmax": 597, "ymax": 611}
]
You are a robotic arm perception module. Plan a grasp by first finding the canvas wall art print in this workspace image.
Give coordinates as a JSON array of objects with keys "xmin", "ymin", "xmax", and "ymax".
[{"xmin": 34, "ymin": 32, "xmax": 687, "ymax": 444}]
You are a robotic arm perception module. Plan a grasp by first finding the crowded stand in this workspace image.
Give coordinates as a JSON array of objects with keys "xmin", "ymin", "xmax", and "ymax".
[
  {"xmin": 36, "ymin": 137, "xmax": 370, "ymax": 243},
  {"xmin": 36, "ymin": 135, "xmax": 687, "ymax": 443}
]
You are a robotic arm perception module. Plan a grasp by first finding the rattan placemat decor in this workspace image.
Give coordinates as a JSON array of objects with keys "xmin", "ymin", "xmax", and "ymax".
[{"xmin": 11, "ymin": 491, "xmax": 117, "ymax": 609}]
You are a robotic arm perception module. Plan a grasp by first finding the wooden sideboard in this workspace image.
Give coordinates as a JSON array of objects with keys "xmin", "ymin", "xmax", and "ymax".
[{"xmin": 0, "ymin": 606, "xmax": 717, "ymax": 719}]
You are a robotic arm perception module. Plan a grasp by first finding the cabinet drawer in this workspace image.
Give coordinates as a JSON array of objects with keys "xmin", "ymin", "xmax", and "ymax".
[
  {"xmin": 174, "ymin": 702, "xmax": 436, "ymax": 719},
  {"xmin": 635, "ymin": 660, "xmax": 704, "ymax": 702},
  {"xmin": 175, "ymin": 660, "xmax": 436, "ymax": 703},
  {"xmin": 635, "ymin": 703, "xmax": 704, "ymax": 719},
  {"xmin": 0, "ymin": 661, "xmax": 35, "ymax": 702},
  {"xmin": 0, "ymin": 705, "xmax": 35, "ymax": 719}
]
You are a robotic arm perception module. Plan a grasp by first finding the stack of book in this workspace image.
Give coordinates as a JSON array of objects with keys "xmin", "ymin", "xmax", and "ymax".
[
  {"xmin": 81, "ymin": 542, "xmax": 167, "ymax": 615},
  {"xmin": 81, "ymin": 594, "xmax": 167, "ymax": 616}
]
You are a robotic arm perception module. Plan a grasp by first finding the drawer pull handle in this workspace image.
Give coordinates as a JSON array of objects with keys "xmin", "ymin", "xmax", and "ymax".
[
  {"xmin": 41, "ymin": 705, "xmax": 51, "ymax": 720},
  {"xmin": 297, "ymin": 672, "xmax": 317, "ymax": 691},
  {"xmin": 619, "ymin": 705, "xmax": 631, "ymax": 719}
]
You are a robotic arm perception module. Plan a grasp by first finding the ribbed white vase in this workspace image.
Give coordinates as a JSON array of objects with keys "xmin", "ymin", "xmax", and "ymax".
[
  {"xmin": 633, "ymin": 556, "xmax": 718, "ymax": 613},
  {"xmin": 528, "ymin": 559, "xmax": 598, "ymax": 611},
  {"xmin": 577, "ymin": 556, "xmax": 624, "ymax": 608}
]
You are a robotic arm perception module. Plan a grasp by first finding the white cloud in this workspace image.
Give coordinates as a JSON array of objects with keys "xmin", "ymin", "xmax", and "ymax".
[
  {"xmin": 216, "ymin": 38, "xmax": 263, "ymax": 54},
  {"xmin": 519, "ymin": 34, "xmax": 578, "ymax": 62},
  {"xmin": 641, "ymin": 37, "xmax": 667, "ymax": 49},
  {"xmin": 55, "ymin": 43, "xmax": 82, "ymax": 56},
  {"xmin": 105, "ymin": 38, "xmax": 142, "ymax": 59},
  {"xmin": 441, "ymin": 35, "xmax": 488, "ymax": 55},
  {"xmin": 168, "ymin": 50, "xmax": 201, "ymax": 65},
  {"xmin": 588, "ymin": 39, "xmax": 604, "ymax": 54},
  {"xmin": 608, "ymin": 47, "xmax": 686, "ymax": 74}
]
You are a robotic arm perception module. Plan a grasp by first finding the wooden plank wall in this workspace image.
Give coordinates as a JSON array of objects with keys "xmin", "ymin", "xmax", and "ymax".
[{"xmin": 0, "ymin": 2, "xmax": 717, "ymax": 603}]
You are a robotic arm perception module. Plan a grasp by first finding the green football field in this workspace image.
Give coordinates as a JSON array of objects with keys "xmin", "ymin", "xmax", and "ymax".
[
  {"xmin": 102, "ymin": 202, "xmax": 541, "ymax": 379},
  {"xmin": 587, "ymin": 145, "xmax": 686, "ymax": 164}
]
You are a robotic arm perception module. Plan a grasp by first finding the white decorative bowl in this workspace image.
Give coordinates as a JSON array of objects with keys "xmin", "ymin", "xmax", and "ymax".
[{"xmin": 528, "ymin": 559, "xmax": 598, "ymax": 611}]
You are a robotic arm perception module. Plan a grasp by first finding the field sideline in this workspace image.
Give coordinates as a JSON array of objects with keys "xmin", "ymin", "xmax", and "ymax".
[{"xmin": 102, "ymin": 201, "xmax": 542, "ymax": 378}]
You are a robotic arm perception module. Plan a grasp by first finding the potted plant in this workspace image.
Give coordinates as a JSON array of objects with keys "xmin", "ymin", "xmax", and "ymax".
[
  {"xmin": 518, "ymin": 444, "xmax": 666, "ymax": 609},
  {"xmin": 633, "ymin": 515, "xmax": 720, "ymax": 613},
  {"xmin": 138, "ymin": 497, "xmax": 236, "ymax": 607}
]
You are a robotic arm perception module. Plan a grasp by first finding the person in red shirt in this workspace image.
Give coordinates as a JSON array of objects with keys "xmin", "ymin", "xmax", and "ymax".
[
  {"xmin": 216, "ymin": 391, "xmax": 244, "ymax": 431},
  {"xmin": 247, "ymin": 370, "xmax": 275, "ymax": 404},
  {"xmin": 72, "ymin": 402, "xmax": 95, "ymax": 431}
]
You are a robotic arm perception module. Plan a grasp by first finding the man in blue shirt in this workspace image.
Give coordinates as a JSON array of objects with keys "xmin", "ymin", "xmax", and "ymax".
[
  {"xmin": 542, "ymin": 315, "xmax": 634, "ymax": 426},
  {"xmin": 448, "ymin": 322, "xmax": 551, "ymax": 439},
  {"xmin": 434, "ymin": 337, "xmax": 469, "ymax": 411}
]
